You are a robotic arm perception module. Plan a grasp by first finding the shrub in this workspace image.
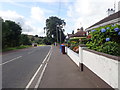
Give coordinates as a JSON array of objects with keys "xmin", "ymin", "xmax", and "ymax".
[
  {"xmin": 79, "ymin": 38, "xmax": 88, "ymax": 44},
  {"xmin": 86, "ymin": 24, "xmax": 120, "ymax": 56},
  {"xmin": 99, "ymin": 41, "xmax": 120, "ymax": 56}
]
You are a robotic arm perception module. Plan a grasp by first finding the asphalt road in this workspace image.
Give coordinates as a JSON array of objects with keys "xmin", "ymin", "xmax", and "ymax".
[{"xmin": 2, "ymin": 46, "xmax": 51, "ymax": 88}]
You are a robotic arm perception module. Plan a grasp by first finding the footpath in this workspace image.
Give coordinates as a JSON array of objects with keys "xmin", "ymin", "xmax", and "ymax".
[{"xmin": 38, "ymin": 46, "xmax": 98, "ymax": 88}]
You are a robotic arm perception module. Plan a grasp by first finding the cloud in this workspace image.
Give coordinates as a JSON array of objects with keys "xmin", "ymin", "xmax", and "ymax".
[
  {"xmin": 0, "ymin": 9, "xmax": 45, "ymax": 36},
  {"xmin": 66, "ymin": 0, "xmax": 119, "ymax": 33},
  {"xmin": 1, "ymin": 0, "xmax": 119, "ymax": 36},
  {"xmin": 0, "ymin": 10, "xmax": 24, "ymax": 21},
  {"xmin": 0, "ymin": 0, "xmax": 74, "ymax": 2},
  {"xmin": 30, "ymin": 7, "xmax": 45, "ymax": 22},
  {"xmin": 29, "ymin": 6, "xmax": 46, "ymax": 36},
  {"xmin": 0, "ymin": 10, "xmax": 32, "ymax": 33}
]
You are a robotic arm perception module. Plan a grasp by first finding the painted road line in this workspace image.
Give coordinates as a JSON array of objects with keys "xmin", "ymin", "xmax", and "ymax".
[
  {"xmin": 47, "ymin": 48, "xmax": 52, "ymax": 62},
  {"xmin": 42, "ymin": 46, "xmax": 52, "ymax": 64},
  {"xmin": 25, "ymin": 46, "xmax": 52, "ymax": 89},
  {"xmin": 0, "ymin": 56, "xmax": 22, "ymax": 65},
  {"xmin": 34, "ymin": 62, "xmax": 48, "ymax": 88},
  {"xmin": 35, "ymin": 47, "xmax": 52, "ymax": 88},
  {"xmin": 25, "ymin": 64, "xmax": 43, "ymax": 89}
]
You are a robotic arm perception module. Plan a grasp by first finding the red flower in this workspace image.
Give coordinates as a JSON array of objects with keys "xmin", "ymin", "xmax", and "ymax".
[{"xmin": 87, "ymin": 35, "xmax": 92, "ymax": 39}]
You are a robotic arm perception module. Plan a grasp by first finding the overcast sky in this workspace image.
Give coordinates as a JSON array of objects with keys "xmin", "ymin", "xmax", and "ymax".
[{"xmin": 0, "ymin": 0, "xmax": 119, "ymax": 36}]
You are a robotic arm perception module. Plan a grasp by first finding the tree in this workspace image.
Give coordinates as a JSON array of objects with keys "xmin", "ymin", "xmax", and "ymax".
[
  {"xmin": 45, "ymin": 16, "xmax": 66, "ymax": 44},
  {"xmin": 2, "ymin": 20, "xmax": 22, "ymax": 48},
  {"xmin": 31, "ymin": 37, "xmax": 35, "ymax": 42},
  {"xmin": 35, "ymin": 35, "xmax": 38, "ymax": 37},
  {"xmin": 20, "ymin": 34, "xmax": 31, "ymax": 45}
]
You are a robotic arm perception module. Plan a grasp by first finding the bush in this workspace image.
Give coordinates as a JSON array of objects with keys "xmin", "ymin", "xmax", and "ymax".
[
  {"xmin": 86, "ymin": 24, "xmax": 120, "ymax": 56},
  {"xmin": 79, "ymin": 38, "xmax": 88, "ymax": 44},
  {"xmin": 99, "ymin": 41, "xmax": 120, "ymax": 56}
]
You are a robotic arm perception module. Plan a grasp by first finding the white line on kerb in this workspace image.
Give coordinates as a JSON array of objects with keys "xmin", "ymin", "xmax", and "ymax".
[
  {"xmin": 25, "ymin": 46, "xmax": 52, "ymax": 89},
  {"xmin": 0, "ymin": 56, "xmax": 22, "ymax": 65}
]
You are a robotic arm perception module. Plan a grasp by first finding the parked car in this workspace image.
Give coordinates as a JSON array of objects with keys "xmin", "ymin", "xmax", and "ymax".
[{"xmin": 32, "ymin": 43, "xmax": 38, "ymax": 47}]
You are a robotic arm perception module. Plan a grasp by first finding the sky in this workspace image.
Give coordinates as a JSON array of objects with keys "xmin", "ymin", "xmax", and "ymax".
[{"xmin": 0, "ymin": 0, "xmax": 120, "ymax": 36}]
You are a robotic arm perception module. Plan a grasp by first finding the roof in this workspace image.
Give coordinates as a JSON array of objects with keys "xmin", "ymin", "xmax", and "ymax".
[
  {"xmin": 86, "ymin": 11, "xmax": 120, "ymax": 31},
  {"xmin": 72, "ymin": 31, "xmax": 86, "ymax": 37},
  {"xmin": 67, "ymin": 30, "xmax": 86, "ymax": 39}
]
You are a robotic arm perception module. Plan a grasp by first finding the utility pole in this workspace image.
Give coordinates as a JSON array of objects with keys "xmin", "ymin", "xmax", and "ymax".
[
  {"xmin": 56, "ymin": 24, "xmax": 59, "ymax": 43},
  {"xmin": 60, "ymin": 29, "xmax": 61, "ymax": 44}
]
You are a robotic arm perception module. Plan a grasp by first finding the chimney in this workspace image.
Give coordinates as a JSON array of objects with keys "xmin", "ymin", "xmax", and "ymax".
[
  {"xmin": 77, "ymin": 28, "xmax": 80, "ymax": 32},
  {"xmin": 107, "ymin": 8, "xmax": 115, "ymax": 16}
]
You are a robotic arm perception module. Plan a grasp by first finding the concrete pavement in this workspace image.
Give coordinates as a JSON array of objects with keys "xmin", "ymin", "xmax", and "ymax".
[{"xmin": 39, "ymin": 46, "xmax": 98, "ymax": 88}]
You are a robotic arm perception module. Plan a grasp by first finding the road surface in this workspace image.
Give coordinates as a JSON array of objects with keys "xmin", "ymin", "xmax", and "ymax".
[{"xmin": 2, "ymin": 46, "xmax": 51, "ymax": 88}]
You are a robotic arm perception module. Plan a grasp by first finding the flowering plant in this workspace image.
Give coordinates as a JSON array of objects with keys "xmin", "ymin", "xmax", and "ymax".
[
  {"xmin": 86, "ymin": 24, "xmax": 120, "ymax": 56},
  {"xmin": 101, "ymin": 28, "xmax": 106, "ymax": 32},
  {"xmin": 106, "ymin": 38, "xmax": 110, "ymax": 42}
]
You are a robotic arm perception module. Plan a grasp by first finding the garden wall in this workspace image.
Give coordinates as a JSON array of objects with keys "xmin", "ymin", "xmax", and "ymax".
[
  {"xmin": 66, "ymin": 46, "xmax": 120, "ymax": 89},
  {"xmin": 66, "ymin": 48, "xmax": 80, "ymax": 66},
  {"xmin": 82, "ymin": 48, "xmax": 119, "ymax": 89}
]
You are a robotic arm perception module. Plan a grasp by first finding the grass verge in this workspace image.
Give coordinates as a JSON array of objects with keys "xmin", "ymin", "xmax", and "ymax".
[{"xmin": 2, "ymin": 45, "xmax": 32, "ymax": 52}]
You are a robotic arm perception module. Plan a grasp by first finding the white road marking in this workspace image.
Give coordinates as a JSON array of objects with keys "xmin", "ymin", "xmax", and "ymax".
[
  {"xmin": 25, "ymin": 46, "xmax": 52, "ymax": 89},
  {"xmin": 47, "ymin": 48, "xmax": 52, "ymax": 62},
  {"xmin": 34, "ymin": 62, "xmax": 48, "ymax": 88},
  {"xmin": 35, "ymin": 47, "xmax": 52, "ymax": 88},
  {"xmin": 0, "ymin": 56, "xmax": 22, "ymax": 65},
  {"xmin": 25, "ymin": 64, "xmax": 43, "ymax": 89},
  {"xmin": 42, "ymin": 46, "xmax": 52, "ymax": 64}
]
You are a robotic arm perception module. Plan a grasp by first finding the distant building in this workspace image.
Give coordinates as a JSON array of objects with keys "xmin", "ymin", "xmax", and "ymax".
[{"xmin": 66, "ymin": 28, "xmax": 86, "ymax": 40}]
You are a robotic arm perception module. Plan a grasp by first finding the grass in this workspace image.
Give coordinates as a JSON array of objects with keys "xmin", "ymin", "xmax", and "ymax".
[
  {"xmin": 38, "ymin": 44, "xmax": 46, "ymax": 46},
  {"xmin": 2, "ymin": 45, "xmax": 32, "ymax": 52}
]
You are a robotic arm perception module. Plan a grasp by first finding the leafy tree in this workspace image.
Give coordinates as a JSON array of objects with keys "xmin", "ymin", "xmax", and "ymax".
[
  {"xmin": 45, "ymin": 16, "xmax": 66, "ymax": 44},
  {"xmin": 20, "ymin": 34, "xmax": 31, "ymax": 45},
  {"xmin": 35, "ymin": 35, "xmax": 38, "ymax": 37},
  {"xmin": 2, "ymin": 20, "xmax": 22, "ymax": 48},
  {"xmin": 31, "ymin": 37, "xmax": 35, "ymax": 42},
  {"xmin": 42, "ymin": 37, "xmax": 52, "ymax": 45}
]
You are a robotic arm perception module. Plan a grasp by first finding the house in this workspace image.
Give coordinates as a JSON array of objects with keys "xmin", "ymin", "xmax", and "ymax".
[
  {"xmin": 85, "ymin": 10, "xmax": 120, "ymax": 34},
  {"xmin": 66, "ymin": 28, "xmax": 86, "ymax": 40}
]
